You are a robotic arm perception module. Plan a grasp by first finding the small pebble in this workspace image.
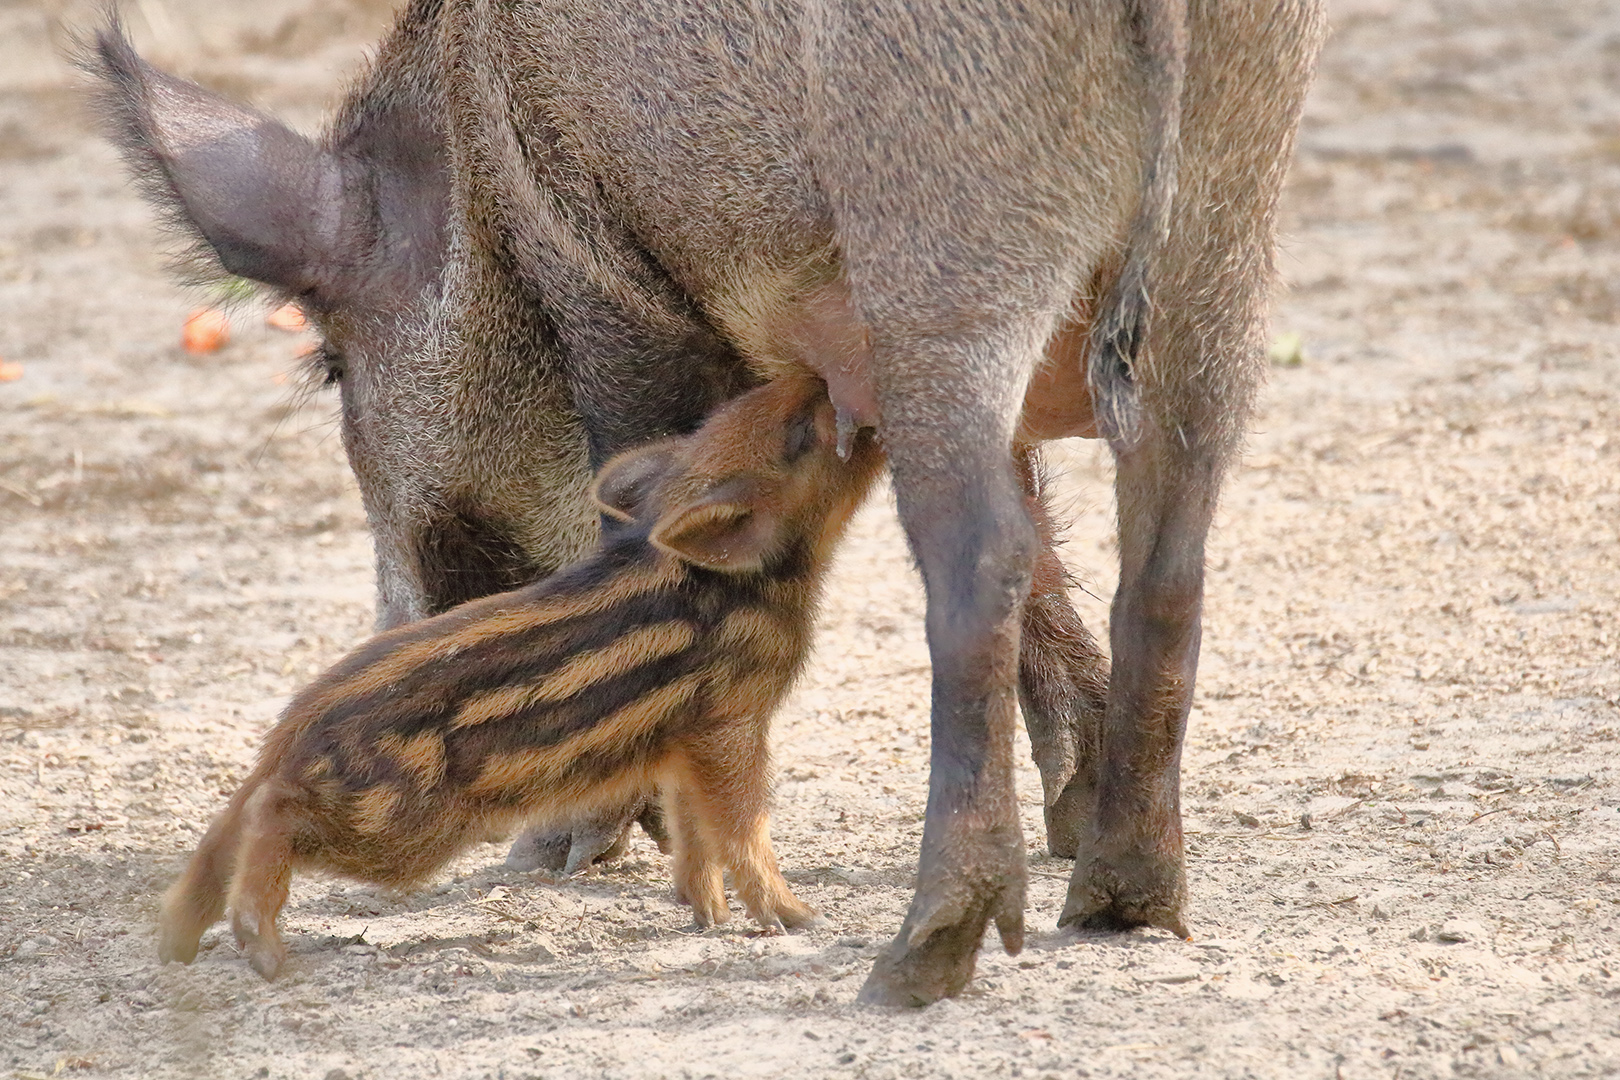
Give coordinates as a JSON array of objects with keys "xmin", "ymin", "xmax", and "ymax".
[
  {"xmin": 267, "ymin": 303, "xmax": 308, "ymax": 331},
  {"xmin": 182, "ymin": 308, "xmax": 230, "ymax": 353}
]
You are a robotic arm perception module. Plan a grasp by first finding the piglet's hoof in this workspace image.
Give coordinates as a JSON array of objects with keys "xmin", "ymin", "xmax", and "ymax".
[
  {"xmin": 858, "ymin": 867, "xmax": 1026, "ymax": 1008},
  {"xmin": 1059, "ymin": 842, "xmax": 1189, "ymax": 938},
  {"xmin": 230, "ymin": 911, "xmax": 286, "ymax": 981},
  {"xmin": 157, "ymin": 919, "xmax": 202, "ymax": 965}
]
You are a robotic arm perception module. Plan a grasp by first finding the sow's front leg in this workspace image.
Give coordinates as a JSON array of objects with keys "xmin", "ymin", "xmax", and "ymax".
[{"xmin": 854, "ymin": 347, "xmax": 1037, "ymax": 1007}]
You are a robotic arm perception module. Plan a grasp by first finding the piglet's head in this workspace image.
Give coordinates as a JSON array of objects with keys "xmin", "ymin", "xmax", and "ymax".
[{"xmin": 592, "ymin": 374, "xmax": 885, "ymax": 574}]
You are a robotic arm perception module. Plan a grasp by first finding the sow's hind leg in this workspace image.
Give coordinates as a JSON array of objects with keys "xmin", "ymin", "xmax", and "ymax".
[
  {"xmin": 810, "ymin": 0, "xmax": 1123, "ymax": 1005},
  {"xmin": 850, "ymin": 329, "xmax": 1043, "ymax": 1006},
  {"xmin": 1058, "ymin": 0, "xmax": 1325, "ymax": 936},
  {"xmin": 1014, "ymin": 445, "xmax": 1109, "ymax": 860}
]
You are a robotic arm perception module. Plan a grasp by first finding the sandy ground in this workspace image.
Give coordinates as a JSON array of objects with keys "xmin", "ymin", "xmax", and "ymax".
[{"xmin": 2, "ymin": 0, "xmax": 1617, "ymax": 1077}]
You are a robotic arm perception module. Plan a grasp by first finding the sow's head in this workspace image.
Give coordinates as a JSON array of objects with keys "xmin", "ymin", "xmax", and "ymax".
[{"xmin": 83, "ymin": 17, "xmax": 595, "ymax": 627}]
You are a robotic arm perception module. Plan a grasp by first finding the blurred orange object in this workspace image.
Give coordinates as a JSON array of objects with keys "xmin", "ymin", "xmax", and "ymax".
[
  {"xmin": 0, "ymin": 359, "xmax": 21, "ymax": 382},
  {"xmin": 266, "ymin": 303, "xmax": 307, "ymax": 332},
  {"xmin": 182, "ymin": 308, "xmax": 230, "ymax": 353}
]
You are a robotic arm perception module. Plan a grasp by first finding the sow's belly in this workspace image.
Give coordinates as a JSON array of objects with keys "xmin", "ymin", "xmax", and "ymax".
[
  {"xmin": 723, "ymin": 274, "xmax": 1102, "ymax": 446},
  {"xmin": 1018, "ymin": 318, "xmax": 1101, "ymax": 442}
]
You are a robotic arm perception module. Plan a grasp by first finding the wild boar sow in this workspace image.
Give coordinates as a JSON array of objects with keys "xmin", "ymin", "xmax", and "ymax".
[{"xmin": 92, "ymin": 0, "xmax": 1324, "ymax": 1004}]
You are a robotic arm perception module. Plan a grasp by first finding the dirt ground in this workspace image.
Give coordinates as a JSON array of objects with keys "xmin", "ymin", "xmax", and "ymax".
[{"xmin": 2, "ymin": 0, "xmax": 1617, "ymax": 1077}]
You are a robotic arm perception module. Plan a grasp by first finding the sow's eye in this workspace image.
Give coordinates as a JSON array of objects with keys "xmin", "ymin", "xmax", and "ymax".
[{"xmin": 303, "ymin": 344, "xmax": 346, "ymax": 387}]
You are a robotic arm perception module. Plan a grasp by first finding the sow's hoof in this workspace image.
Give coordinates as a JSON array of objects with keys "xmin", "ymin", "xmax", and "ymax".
[
  {"xmin": 858, "ymin": 858, "xmax": 1027, "ymax": 1007},
  {"xmin": 1059, "ymin": 842, "xmax": 1189, "ymax": 938},
  {"xmin": 1041, "ymin": 778, "xmax": 1091, "ymax": 860}
]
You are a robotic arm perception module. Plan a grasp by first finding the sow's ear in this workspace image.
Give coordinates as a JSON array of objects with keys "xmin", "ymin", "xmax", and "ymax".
[
  {"xmin": 592, "ymin": 445, "xmax": 679, "ymax": 523},
  {"xmin": 650, "ymin": 477, "xmax": 780, "ymax": 572},
  {"xmin": 85, "ymin": 23, "xmax": 344, "ymax": 295}
]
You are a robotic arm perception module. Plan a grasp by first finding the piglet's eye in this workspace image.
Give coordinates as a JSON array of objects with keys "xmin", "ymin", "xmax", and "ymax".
[{"xmin": 782, "ymin": 410, "xmax": 820, "ymax": 462}]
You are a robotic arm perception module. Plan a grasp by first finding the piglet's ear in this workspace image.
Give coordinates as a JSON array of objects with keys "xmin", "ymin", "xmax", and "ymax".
[
  {"xmin": 592, "ymin": 445, "xmax": 678, "ymax": 522},
  {"xmin": 86, "ymin": 23, "xmax": 345, "ymax": 296},
  {"xmin": 649, "ymin": 478, "xmax": 779, "ymax": 572}
]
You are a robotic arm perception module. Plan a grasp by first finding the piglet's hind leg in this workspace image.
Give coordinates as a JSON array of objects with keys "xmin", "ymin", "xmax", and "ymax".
[
  {"xmin": 225, "ymin": 786, "xmax": 296, "ymax": 980},
  {"xmin": 159, "ymin": 786, "xmax": 253, "ymax": 964}
]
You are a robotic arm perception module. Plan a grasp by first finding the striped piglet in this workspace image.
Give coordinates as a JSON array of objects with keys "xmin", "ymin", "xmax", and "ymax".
[{"xmin": 158, "ymin": 373, "xmax": 883, "ymax": 978}]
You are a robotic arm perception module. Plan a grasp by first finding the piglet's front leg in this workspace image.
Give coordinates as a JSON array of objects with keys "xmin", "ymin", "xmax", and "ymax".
[{"xmin": 505, "ymin": 797, "xmax": 670, "ymax": 875}]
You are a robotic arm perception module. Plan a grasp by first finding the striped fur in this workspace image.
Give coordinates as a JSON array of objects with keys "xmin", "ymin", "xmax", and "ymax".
[{"xmin": 158, "ymin": 374, "xmax": 883, "ymax": 979}]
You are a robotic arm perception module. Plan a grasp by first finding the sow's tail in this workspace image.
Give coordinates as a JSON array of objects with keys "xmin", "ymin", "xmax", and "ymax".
[{"xmin": 1088, "ymin": 0, "xmax": 1188, "ymax": 446}]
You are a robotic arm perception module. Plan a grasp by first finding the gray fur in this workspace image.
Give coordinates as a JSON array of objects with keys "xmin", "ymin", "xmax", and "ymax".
[{"xmin": 88, "ymin": 0, "xmax": 1325, "ymax": 1005}]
